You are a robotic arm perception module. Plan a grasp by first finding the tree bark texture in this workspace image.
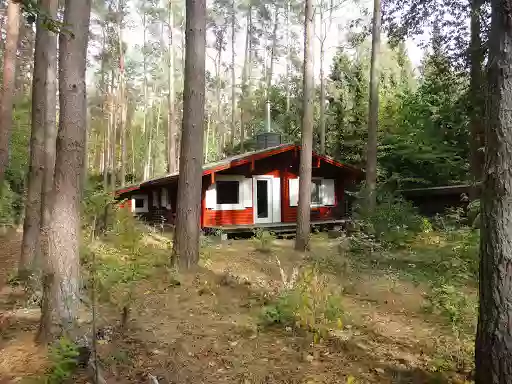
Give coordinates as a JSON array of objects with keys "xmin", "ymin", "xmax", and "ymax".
[
  {"xmin": 365, "ymin": 0, "xmax": 381, "ymax": 212},
  {"xmin": 47, "ymin": 0, "xmax": 92, "ymax": 330},
  {"xmin": 20, "ymin": 0, "xmax": 58, "ymax": 276},
  {"xmin": 172, "ymin": 0, "xmax": 206, "ymax": 269},
  {"xmin": 295, "ymin": 0, "xmax": 314, "ymax": 252},
  {"xmin": 320, "ymin": 41, "xmax": 326, "ymax": 155},
  {"xmin": 475, "ymin": 0, "xmax": 512, "ymax": 381},
  {"xmin": 469, "ymin": 0, "xmax": 485, "ymax": 188},
  {"xmin": 0, "ymin": 0, "xmax": 20, "ymax": 184},
  {"xmin": 37, "ymin": 0, "xmax": 58, "ymax": 343}
]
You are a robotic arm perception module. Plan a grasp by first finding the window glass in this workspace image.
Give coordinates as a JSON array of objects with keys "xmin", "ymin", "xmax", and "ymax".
[
  {"xmin": 135, "ymin": 198, "xmax": 145, "ymax": 208},
  {"xmin": 311, "ymin": 179, "xmax": 322, "ymax": 204},
  {"xmin": 216, "ymin": 180, "xmax": 240, "ymax": 204}
]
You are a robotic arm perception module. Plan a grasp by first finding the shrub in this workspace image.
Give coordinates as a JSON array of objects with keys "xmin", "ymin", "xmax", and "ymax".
[
  {"xmin": 44, "ymin": 337, "xmax": 80, "ymax": 383},
  {"xmin": 355, "ymin": 189, "xmax": 424, "ymax": 248},
  {"xmin": 253, "ymin": 228, "xmax": 276, "ymax": 253},
  {"xmin": 261, "ymin": 267, "xmax": 344, "ymax": 340}
]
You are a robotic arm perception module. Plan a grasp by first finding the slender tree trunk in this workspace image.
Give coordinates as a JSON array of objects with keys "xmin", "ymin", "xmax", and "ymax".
[
  {"xmin": 168, "ymin": 2, "xmax": 177, "ymax": 173},
  {"xmin": 295, "ymin": 0, "xmax": 314, "ymax": 252},
  {"xmin": 469, "ymin": 0, "xmax": 485, "ymax": 196},
  {"xmin": 268, "ymin": 6, "xmax": 278, "ymax": 91},
  {"xmin": 216, "ymin": 45, "xmax": 223, "ymax": 156},
  {"xmin": 319, "ymin": 45, "xmax": 326, "ymax": 154},
  {"xmin": 37, "ymin": 6, "xmax": 58, "ymax": 341},
  {"xmin": 45, "ymin": 0, "xmax": 91, "ymax": 333},
  {"xmin": 285, "ymin": 0, "xmax": 291, "ymax": 114},
  {"xmin": 240, "ymin": 7, "xmax": 251, "ymax": 153},
  {"xmin": 365, "ymin": 0, "xmax": 381, "ymax": 212},
  {"xmin": 101, "ymin": 28, "xmax": 109, "ymax": 190},
  {"xmin": 230, "ymin": 0, "xmax": 236, "ymax": 149},
  {"xmin": 205, "ymin": 111, "xmax": 210, "ymax": 161},
  {"xmin": 0, "ymin": 0, "xmax": 21, "ymax": 184},
  {"xmin": 474, "ymin": 0, "xmax": 512, "ymax": 381},
  {"xmin": 20, "ymin": 0, "xmax": 58, "ymax": 277},
  {"xmin": 172, "ymin": 0, "xmax": 206, "ymax": 269},
  {"xmin": 145, "ymin": 99, "xmax": 154, "ymax": 179},
  {"xmin": 153, "ymin": 97, "xmax": 163, "ymax": 177},
  {"xmin": 119, "ymin": 0, "xmax": 126, "ymax": 186},
  {"xmin": 110, "ymin": 69, "xmax": 117, "ymax": 190}
]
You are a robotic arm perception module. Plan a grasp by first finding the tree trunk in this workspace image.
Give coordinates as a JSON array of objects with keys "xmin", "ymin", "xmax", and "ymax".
[
  {"xmin": 216, "ymin": 44, "xmax": 223, "ymax": 157},
  {"xmin": 285, "ymin": 0, "xmax": 290, "ymax": 114},
  {"xmin": 20, "ymin": 0, "xmax": 58, "ymax": 277},
  {"xmin": 240, "ymin": 7, "xmax": 251, "ymax": 153},
  {"xmin": 0, "ymin": 0, "xmax": 21, "ymax": 184},
  {"xmin": 110, "ymin": 69, "xmax": 117, "ymax": 190},
  {"xmin": 319, "ymin": 41, "xmax": 326, "ymax": 154},
  {"xmin": 365, "ymin": 0, "xmax": 381, "ymax": 212},
  {"xmin": 469, "ymin": 0, "xmax": 485, "ymax": 195},
  {"xmin": 101, "ymin": 27, "xmax": 109, "ymax": 190},
  {"xmin": 172, "ymin": 0, "xmax": 206, "ymax": 269},
  {"xmin": 295, "ymin": 0, "xmax": 314, "ymax": 252},
  {"xmin": 119, "ymin": 0, "xmax": 126, "ymax": 186},
  {"xmin": 474, "ymin": 0, "xmax": 512, "ymax": 381},
  {"xmin": 45, "ymin": 0, "xmax": 91, "ymax": 333},
  {"xmin": 168, "ymin": 2, "xmax": 177, "ymax": 173},
  {"xmin": 205, "ymin": 111, "xmax": 210, "ymax": 161},
  {"xmin": 267, "ymin": 6, "xmax": 278, "ymax": 92},
  {"xmin": 230, "ymin": 0, "xmax": 236, "ymax": 149},
  {"xmin": 152, "ymin": 97, "xmax": 163, "ymax": 177},
  {"xmin": 145, "ymin": 99, "xmax": 154, "ymax": 179}
]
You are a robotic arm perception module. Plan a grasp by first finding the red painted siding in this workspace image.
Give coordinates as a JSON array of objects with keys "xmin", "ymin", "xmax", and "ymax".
[
  {"xmin": 203, "ymin": 208, "xmax": 254, "ymax": 226},
  {"xmin": 281, "ymin": 170, "xmax": 345, "ymax": 223}
]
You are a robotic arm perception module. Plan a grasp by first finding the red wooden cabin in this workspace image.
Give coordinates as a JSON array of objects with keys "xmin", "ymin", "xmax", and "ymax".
[{"xmin": 116, "ymin": 140, "xmax": 363, "ymax": 232}]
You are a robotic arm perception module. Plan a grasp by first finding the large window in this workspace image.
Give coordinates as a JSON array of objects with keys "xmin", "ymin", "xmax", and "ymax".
[
  {"xmin": 311, "ymin": 179, "xmax": 322, "ymax": 205},
  {"xmin": 216, "ymin": 180, "xmax": 240, "ymax": 204},
  {"xmin": 131, "ymin": 194, "xmax": 149, "ymax": 213}
]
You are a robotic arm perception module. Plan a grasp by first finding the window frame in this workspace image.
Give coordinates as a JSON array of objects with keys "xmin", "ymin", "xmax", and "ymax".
[
  {"xmin": 216, "ymin": 180, "xmax": 240, "ymax": 205},
  {"xmin": 214, "ymin": 175, "xmax": 246, "ymax": 211},
  {"xmin": 131, "ymin": 194, "xmax": 149, "ymax": 213}
]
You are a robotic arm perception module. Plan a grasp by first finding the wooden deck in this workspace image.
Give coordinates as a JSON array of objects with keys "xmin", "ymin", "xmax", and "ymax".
[{"xmin": 204, "ymin": 219, "xmax": 348, "ymax": 234}]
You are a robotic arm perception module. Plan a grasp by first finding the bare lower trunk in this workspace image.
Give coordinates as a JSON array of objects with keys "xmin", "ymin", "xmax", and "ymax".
[
  {"xmin": 295, "ymin": 0, "xmax": 314, "ymax": 252},
  {"xmin": 172, "ymin": 0, "xmax": 206, "ymax": 269},
  {"xmin": 474, "ymin": 0, "xmax": 512, "ymax": 381},
  {"xmin": 110, "ymin": 70, "xmax": 117, "ymax": 190},
  {"xmin": 101, "ymin": 28, "xmax": 108, "ymax": 190},
  {"xmin": 0, "ymin": 1, "xmax": 21, "ymax": 183},
  {"xmin": 205, "ymin": 112, "xmax": 210, "ymax": 161},
  {"xmin": 144, "ymin": 100, "xmax": 154, "ymax": 179},
  {"xmin": 20, "ymin": 0, "xmax": 58, "ymax": 277},
  {"xmin": 365, "ymin": 0, "xmax": 381, "ymax": 212},
  {"xmin": 46, "ymin": 0, "xmax": 91, "ymax": 333}
]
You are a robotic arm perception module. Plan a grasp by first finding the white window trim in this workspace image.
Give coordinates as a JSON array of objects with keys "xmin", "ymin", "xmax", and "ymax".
[
  {"xmin": 289, "ymin": 177, "xmax": 336, "ymax": 208},
  {"xmin": 131, "ymin": 194, "xmax": 149, "ymax": 213},
  {"xmin": 214, "ymin": 175, "xmax": 246, "ymax": 211}
]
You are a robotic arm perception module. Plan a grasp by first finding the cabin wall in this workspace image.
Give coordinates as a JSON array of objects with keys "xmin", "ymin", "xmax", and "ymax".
[{"xmin": 281, "ymin": 168, "xmax": 346, "ymax": 223}]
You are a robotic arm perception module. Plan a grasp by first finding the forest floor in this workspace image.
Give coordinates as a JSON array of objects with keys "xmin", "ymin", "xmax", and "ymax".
[{"xmin": 0, "ymin": 227, "xmax": 478, "ymax": 384}]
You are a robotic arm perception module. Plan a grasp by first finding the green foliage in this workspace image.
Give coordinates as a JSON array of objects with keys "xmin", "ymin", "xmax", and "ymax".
[
  {"xmin": 43, "ymin": 338, "xmax": 79, "ymax": 384},
  {"xmin": 0, "ymin": 182, "xmax": 15, "ymax": 226},
  {"xmin": 261, "ymin": 267, "xmax": 344, "ymax": 339},
  {"xmin": 252, "ymin": 228, "xmax": 276, "ymax": 253},
  {"xmin": 355, "ymin": 189, "xmax": 424, "ymax": 248}
]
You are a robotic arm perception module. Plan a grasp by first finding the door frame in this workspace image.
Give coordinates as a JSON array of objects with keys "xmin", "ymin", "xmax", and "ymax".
[{"xmin": 253, "ymin": 175, "xmax": 274, "ymax": 224}]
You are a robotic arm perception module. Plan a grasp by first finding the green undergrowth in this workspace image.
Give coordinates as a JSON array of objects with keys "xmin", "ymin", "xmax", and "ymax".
[{"xmin": 260, "ymin": 266, "xmax": 344, "ymax": 341}]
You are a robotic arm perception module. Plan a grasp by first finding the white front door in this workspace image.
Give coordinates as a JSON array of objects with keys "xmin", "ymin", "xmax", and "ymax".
[{"xmin": 253, "ymin": 176, "xmax": 274, "ymax": 224}]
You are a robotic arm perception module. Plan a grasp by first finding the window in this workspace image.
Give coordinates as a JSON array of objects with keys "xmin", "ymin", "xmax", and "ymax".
[
  {"xmin": 216, "ymin": 180, "xmax": 240, "ymax": 204},
  {"xmin": 311, "ymin": 179, "xmax": 322, "ymax": 205},
  {"xmin": 131, "ymin": 194, "xmax": 149, "ymax": 213}
]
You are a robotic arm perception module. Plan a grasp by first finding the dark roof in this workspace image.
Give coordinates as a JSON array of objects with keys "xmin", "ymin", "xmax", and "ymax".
[{"xmin": 116, "ymin": 144, "xmax": 362, "ymax": 194}]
